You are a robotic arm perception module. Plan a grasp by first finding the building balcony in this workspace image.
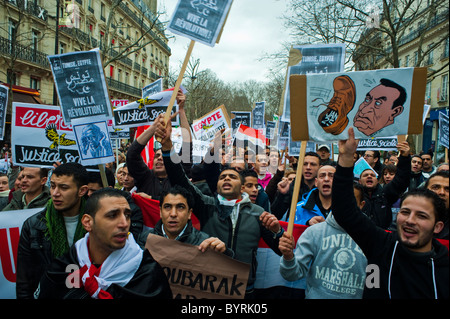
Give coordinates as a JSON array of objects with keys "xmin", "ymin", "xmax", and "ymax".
[
  {"xmin": 0, "ymin": 36, "xmax": 49, "ymax": 68},
  {"xmin": 106, "ymin": 77, "xmax": 141, "ymax": 97}
]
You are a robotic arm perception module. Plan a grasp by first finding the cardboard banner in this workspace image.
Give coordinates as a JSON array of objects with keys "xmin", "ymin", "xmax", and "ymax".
[
  {"xmin": 145, "ymin": 234, "xmax": 250, "ymax": 299},
  {"xmin": 113, "ymin": 89, "xmax": 180, "ymax": 129},
  {"xmin": 290, "ymin": 67, "xmax": 428, "ymax": 142},
  {"xmin": 167, "ymin": 0, "xmax": 234, "ymax": 47},
  {"xmin": 0, "ymin": 84, "xmax": 8, "ymax": 140},
  {"xmin": 48, "ymin": 48, "xmax": 112, "ymax": 124},
  {"xmin": 191, "ymin": 105, "xmax": 231, "ymax": 142},
  {"xmin": 0, "ymin": 208, "xmax": 42, "ymax": 299},
  {"xmin": 281, "ymin": 44, "xmax": 346, "ymax": 122},
  {"xmin": 12, "ymin": 102, "xmax": 81, "ymax": 168}
]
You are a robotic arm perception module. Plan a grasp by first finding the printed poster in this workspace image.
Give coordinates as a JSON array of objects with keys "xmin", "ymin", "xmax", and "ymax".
[
  {"xmin": 191, "ymin": 105, "xmax": 231, "ymax": 142},
  {"xmin": 12, "ymin": 102, "xmax": 80, "ymax": 168},
  {"xmin": 48, "ymin": 49, "xmax": 112, "ymax": 123},
  {"xmin": 0, "ymin": 84, "xmax": 8, "ymax": 140},
  {"xmin": 281, "ymin": 43, "xmax": 345, "ymax": 123},
  {"xmin": 167, "ymin": 0, "xmax": 233, "ymax": 47}
]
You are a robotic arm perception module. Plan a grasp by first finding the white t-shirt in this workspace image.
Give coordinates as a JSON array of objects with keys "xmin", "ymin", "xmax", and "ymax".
[{"xmin": 64, "ymin": 215, "xmax": 80, "ymax": 246}]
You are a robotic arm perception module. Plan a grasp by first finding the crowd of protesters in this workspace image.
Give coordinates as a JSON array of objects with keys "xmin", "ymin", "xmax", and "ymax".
[{"xmin": 0, "ymin": 91, "xmax": 448, "ymax": 300}]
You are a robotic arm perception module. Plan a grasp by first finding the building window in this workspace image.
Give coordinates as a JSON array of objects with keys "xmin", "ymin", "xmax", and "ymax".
[
  {"xmin": 59, "ymin": 42, "xmax": 66, "ymax": 54},
  {"xmin": 101, "ymin": 3, "xmax": 106, "ymax": 21},
  {"xmin": 427, "ymin": 44, "xmax": 434, "ymax": 65},
  {"xmin": 425, "ymin": 81, "xmax": 431, "ymax": 103},
  {"xmin": 443, "ymin": 38, "xmax": 449, "ymax": 59},
  {"xmin": 31, "ymin": 30, "xmax": 39, "ymax": 51},
  {"xmin": 8, "ymin": 19, "xmax": 17, "ymax": 42},
  {"xmin": 414, "ymin": 51, "xmax": 418, "ymax": 66},
  {"xmin": 404, "ymin": 55, "xmax": 409, "ymax": 67},
  {"xmin": 110, "ymin": 65, "xmax": 114, "ymax": 78},
  {"xmin": 30, "ymin": 77, "xmax": 41, "ymax": 90},
  {"xmin": 440, "ymin": 75, "xmax": 448, "ymax": 101}
]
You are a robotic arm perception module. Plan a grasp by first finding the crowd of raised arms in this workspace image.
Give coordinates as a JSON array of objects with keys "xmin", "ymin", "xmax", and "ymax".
[{"xmin": 1, "ymin": 92, "xmax": 448, "ymax": 300}]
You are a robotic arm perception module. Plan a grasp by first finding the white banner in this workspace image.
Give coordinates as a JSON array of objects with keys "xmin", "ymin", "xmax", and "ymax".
[{"xmin": 0, "ymin": 208, "xmax": 42, "ymax": 299}]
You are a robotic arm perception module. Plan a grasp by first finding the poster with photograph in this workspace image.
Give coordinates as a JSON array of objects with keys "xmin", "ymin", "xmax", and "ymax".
[
  {"xmin": 439, "ymin": 112, "xmax": 449, "ymax": 149},
  {"xmin": 281, "ymin": 44, "xmax": 345, "ymax": 123},
  {"xmin": 48, "ymin": 49, "xmax": 112, "ymax": 124},
  {"xmin": 72, "ymin": 117, "xmax": 114, "ymax": 166},
  {"xmin": 0, "ymin": 84, "xmax": 8, "ymax": 140},
  {"xmin": 167, "ymin": 0, "xmax": 233, "ymax": 47}
]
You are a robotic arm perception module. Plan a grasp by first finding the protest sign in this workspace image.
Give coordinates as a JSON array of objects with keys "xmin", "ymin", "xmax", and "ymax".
[
  {"xmin": 0, "ymin": 84, "xmax": 8, "ymax": 140},
  {"xmin": 71, "ymin": 117, "xmax": 114, "ymax": 166},
  {"xmin": 48, "ymin": 48, "xmax": 112, "ymax": 123},
  {"xmin": 12, "ymin": 102, "xmax": 81, "ymax": 168},
  {"xmin": 231, "ymin": 111, "xmax": 251, "ymax": 132},
  {"xmin": 265, "ymin": 121, "xmax": 276, "ymax": 140},
  {"xmin": 145, "ymin": 234, "xmax": 249, "ymax": 299},
  {"xmin": 0, "ymin": 208, "xmax": 42, "ymax": 299},
  {"xmin": 142, "ymin": 78, "xmax": 163, "ymax": 98},
  {"xmin": 289, "ymin": 67, "xmax": 428, "ymax": 142},
  {"xmin": 354, "ymin": 157, "xmax": 378, "ymax": 178},
  {"xmin": 113, "ymin": 90, "xmax": 180, "ymax": 129},
  {"xmin": 281, "ymin": 44, "xmax": 345, "ymax": 123},
  {"xmin": 357, "ymin": 136, "xmax": 398, "ymax": 151},
  {"xmin": 167, "ymin": 0, "xmax": 234, "ymax": 47},
  {"xmin": 438, "ymin": 112, "xmax": 449, "ymax": 150},
  {"xmin": 191, "ymin": 105, "xmax": 231, "ymax": 142},
  {"xmin": 252, "ymin": 102, "xmax": 265, "ymax": 129}
]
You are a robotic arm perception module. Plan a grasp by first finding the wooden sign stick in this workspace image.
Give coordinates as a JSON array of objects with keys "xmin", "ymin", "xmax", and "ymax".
[
  {"xmin": 98, "ymin": 164, "xmax": 108, "ymax": 188},
  {"xmin": 157, "ymin": 40, "xmax": 196, "ymax": 142},
  {"xmin": 287, "ymin": 141, "xmax": 307, "ymax": 235}
]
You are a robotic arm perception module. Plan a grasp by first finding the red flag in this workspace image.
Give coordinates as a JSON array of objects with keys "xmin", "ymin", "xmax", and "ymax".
[
  {"xmin": 258, "ymin": 221, "xmax": 308, "ymax": 248},
  {"xmin": 132, "ymin": 193, "xmax": 201, "ymax": 230},
  {"xmin": 135, "ymin": 126, "xmax": 154, "ymax": 169}
]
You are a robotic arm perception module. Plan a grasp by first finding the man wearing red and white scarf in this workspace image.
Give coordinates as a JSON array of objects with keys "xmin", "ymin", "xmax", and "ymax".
[{"xmin": 36, "ymin": 188, "xmax": 172, "ymax": 299}]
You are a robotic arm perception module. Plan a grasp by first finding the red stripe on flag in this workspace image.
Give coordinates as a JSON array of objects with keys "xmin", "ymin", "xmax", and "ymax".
[{"xmin": 258, "ymin": 221, "xmax": 308, "ymax": 248}]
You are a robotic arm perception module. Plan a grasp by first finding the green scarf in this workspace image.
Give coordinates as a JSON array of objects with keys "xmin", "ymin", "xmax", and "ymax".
[{"xmin": 44, "ymin": 198, "xmax": 87, "ymax": 258}]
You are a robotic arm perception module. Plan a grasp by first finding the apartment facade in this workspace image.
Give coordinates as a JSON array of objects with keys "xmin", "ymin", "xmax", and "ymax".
[
  {"xmin": 0, "ymin": 0, "xmax": 171, "ymax": 139},
  {"xmin": 353, "ymin": 0, "xmax": 449, "ymax": 162}
]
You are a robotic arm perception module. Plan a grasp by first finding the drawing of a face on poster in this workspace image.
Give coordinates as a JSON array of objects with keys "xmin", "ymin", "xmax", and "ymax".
[
  {"xmin": 353, "ymin": 78, "xmax": 406, "ymax": 136},
  {"xmin": 306, "ymin": 68, "xmax": 413, "ymax": 142}
]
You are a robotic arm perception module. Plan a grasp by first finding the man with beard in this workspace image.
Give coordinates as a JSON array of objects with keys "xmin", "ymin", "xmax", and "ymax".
[
  {"xmin": 16, "ymin": 163, "xmax": 89, "ymax": 299},
  {"xmin": 357, "ymin": 141, "xmax": 411, "ymax": 229},
  {"xmin": 332, "ymin": 127, "xmax": 448, "ymax": 299}
]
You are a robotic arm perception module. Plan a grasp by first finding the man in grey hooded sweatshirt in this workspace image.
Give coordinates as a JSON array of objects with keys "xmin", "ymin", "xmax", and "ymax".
[
  {"xmin": 279, "ymin": 180, "xmax": 368, "ymax": 299},
  {"xmin": 154, "ymin": 114, "xmax": 283, "ymax": 298}
]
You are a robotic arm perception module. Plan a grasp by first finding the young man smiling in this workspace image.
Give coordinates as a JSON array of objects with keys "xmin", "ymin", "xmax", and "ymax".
[
  {"xmin": 37, "ymin": 188, "xmax": 172, "ymax": 299},
  {"xmin": 332, "ymin": 127, "xmax": 448, "ymax": 299}
]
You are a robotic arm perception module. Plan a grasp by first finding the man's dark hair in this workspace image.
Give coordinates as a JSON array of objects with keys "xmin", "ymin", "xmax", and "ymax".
[
  {"xmin": 424, "ymin": 170, "xmax": 450, "ymax": 189},
  {"xmin": 39, "ymin": 168, "xmax": 49, "ymax": 179},
  {"xmin": 219, "ymin": 166, "xmax": 245, "ymax": 184},
  {"xmin": 85, "ymin": 187, "xmax": 129, "ymax": 217},
  {"xmin": 53, "ymin": 162, "xmax": 89, "ymax": 188},
  {"xmin": 159, "ymin": 185, "xmax": 194, "ymax": 210},
  {"xmin": 305, "ymin": 151, "xmax": 321, "ymax": 162},
  {"xmin": 87, "ymin": 168, "xmax": 115, "ymax": 188},
  {"xmin": 240, "ymin": 169, "xmax": 258, "ymax": 180},
  {"xmin": 379, "ymin": 78, "xmax": 407, "ymax": 109},
  {"xmin": 400, "ymin": 188, "xmax": 446, "ymax": 222}
]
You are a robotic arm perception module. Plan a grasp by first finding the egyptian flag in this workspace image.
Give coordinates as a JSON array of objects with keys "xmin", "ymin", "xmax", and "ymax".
[
  {"xmin": 234, "ymin": 124, "xmax": 266, "ymax": 151},
  {"xmin": 135, "ymin": 126, "xmax": 154, "ymax": 169}
]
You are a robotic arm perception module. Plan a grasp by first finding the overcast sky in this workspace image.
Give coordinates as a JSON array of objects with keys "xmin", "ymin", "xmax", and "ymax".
[{"xmin": 157, "ymin": 0, "xmax": 290, "ymax": 83}]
